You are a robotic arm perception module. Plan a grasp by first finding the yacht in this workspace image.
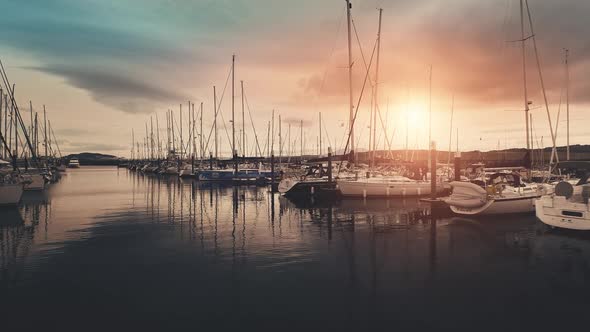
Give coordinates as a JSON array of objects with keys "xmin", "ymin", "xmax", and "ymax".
[
  {"xmin": 444, "ymin": 171, "xmax": 550, "ymax": 215},
  {"xmin": 536, "ymin": 161, "xmax": 590, "ymax": 230},
  {"xmin": 67, "ymin": 158, "xmax": 80, "ymax": 168}
]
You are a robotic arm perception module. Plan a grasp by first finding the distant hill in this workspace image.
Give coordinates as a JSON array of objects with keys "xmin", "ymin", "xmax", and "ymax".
[{"xmin": 65, "ymin": 152, "xmax": 121, "ymax": 166}]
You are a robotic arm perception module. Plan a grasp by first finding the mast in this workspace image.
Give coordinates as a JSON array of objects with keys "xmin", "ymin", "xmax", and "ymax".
[
  {"xmin": 171, "ymin": 110, "xmax": 176, "ymax": 154},
  {"xmin": 520, "ymin": 0, "xmax": 531, "ymax": 155},
  {"xmin": 427, "ymin": 65, "xmax": 432, "ymax": 170},
  {"xmin": 405, "ymin": 89, "xmax": 409, "ymax": 161},
  {"xmin": 447, "ymin": 95, "xmax": 454, "ymax": 165},
  {"xmin": 156, "ymin": 115, "xmax": 160, "ymax": 159},
  {"xmin": 271, "ymin": 109, "xmax": 275, "ymax": 155},
  {"xmin": 372, "ymin": 7, "xmax": 383, "ymax": 169},
  {"xmin": 345, "ymin": 0, "xmax": 355, "ymax": 165},
  {"xmin": 29, "ymin": 101, "xmax": 33, "ymax": 160},
  {"xmin": 43, "ymin": 105, "xmax": 47, "ymax": 158},
  {"xmin": 300, "ymin": 120, "xmax": 303, "ymax": 158},
  {"xmin": 200, "ymin": 102, "xmax": 203, "ymax": 160},
  {"xmin": 231, "ymin": 54, "xmax": 236, "ymax": 160},
  {"xmin": 192, "ymin": 102, "xmax": 196, "ymax": 159},
  {"xmin": 214, "ymin": 86, "xmax": 218, "ymax": 159},
  {"xmin": 241, "ymin": 80, "xmax": 245, "ymax": 159},
  {"xmin": 132, "ymin": 128, "xmax": 135, "ymax": 160},
  {"xmin": 150, "ymin": 116, "xmax": 154, "ymax": 159},
  {"xmin": 180, "ymin": 104, "xmax": 183, "ymax": 159},
  {"xmin": 279, "ymin": 114, "xmax": 282, "ymax": 163},
  {"xmin": 565, "ymin": 48, "xmax": 570, "ymax": 160},
  {"xmin": 319, "ymin": 112, "xmax": 322, "ymax": 157}
]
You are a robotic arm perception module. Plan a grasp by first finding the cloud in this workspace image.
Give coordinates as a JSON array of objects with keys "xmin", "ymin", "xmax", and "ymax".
[{"xmin": 30, "ymin": 65, "xmax": 186, "ymax": 114}]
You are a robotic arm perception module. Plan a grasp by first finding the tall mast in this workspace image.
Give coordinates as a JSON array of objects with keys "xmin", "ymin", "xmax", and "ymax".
[
  {"xmin": 372, "ymin": 7, "xmax": 383, "ymax": 169},
  {"xmin": 300, "ymin": 120, "xmax": 303, "ymax": 158},
  {"xmin": 271, "ymin": 109, "xmax": 275, "ymax": 154},
  {"xmin": 214, "ymin": 86, "xmax": 218, "ymax": 159},
  {"xmin": 279, "ymin": 114, "xmax": 282, "ymax": 163},
  {"xmin": 231, "ymin": 54, "xmax": 236, "ymax": 159},
  {"xmin": 345, "ymin": 0, "xmax": 355, "ymax": 165},
  {"xmin": 171, "ymin": 110, "xmax": 175, "ymax": 154},
  {"xmin": 132, "ymin": 128, "xmax": 135, "ymax": 160},
  {"xmin": 447, "ymin": 95, "xmax": 454, "ymax": 165},
  {"xmin": 241, "ymin": 80, "xmax": 245, "ymax": 159},
  {"xmin": 156, "ymin": 115, "xmax": 160, "ymax": 159},
  {"xmin": 150, "ymin": 116, "xmax": 154, "ymax": 159},
  {"xmin": 565, "ymin": 48, "xmax": 570, "ymax": 160},
  {"xmin": 520, "ymin": 0, "xmax": 530, "ymax": 155},
  {"xmin": 43, "ymin": 105, "xmax": 47, "ymax": 158},
  {"xmin": 192, "ymin": 102, "xmax": 196, "ymax": 159},
  {"xmin": 427, "ymin": 65, "xmax": 432, "ymax": 169},
  {"xmin": 200, "ymin": 102, "xmax": 203, "ymax": 160},
  {"xmin": 180, "ymin": 104, "xmax": 183, "ymax": 158},
  {"xmin": 319, "ymin": 112, "xmax": 322, "ymax": 157}
]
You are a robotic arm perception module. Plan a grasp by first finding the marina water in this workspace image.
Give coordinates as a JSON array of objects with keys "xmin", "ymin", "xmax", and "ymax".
[{"xmin": 1, "ymin": 167, "xmax": 589, "ymax": 330}]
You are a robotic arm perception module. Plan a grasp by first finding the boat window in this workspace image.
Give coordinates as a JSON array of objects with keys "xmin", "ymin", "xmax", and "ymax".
[{"xmin": 562, "ymin": 210, "xmax": 583, "ymax": 218}]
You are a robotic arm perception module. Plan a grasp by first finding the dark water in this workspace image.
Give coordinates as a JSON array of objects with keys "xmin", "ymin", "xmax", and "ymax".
[{"xmin": 1, "ymin": 167, "xmax": 590, "ymax": 330}]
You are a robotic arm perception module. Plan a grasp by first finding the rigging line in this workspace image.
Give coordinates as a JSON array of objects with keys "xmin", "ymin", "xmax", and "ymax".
[
  {"xmin": 243, "ymin": 89, "xmax": 263, "ymax": 157},
  {"xmin": 322, "ymin": 116, "xmax": 333, "ymax": 149},
  {"xmin": 203, "ymin": 64, "xmax": 232, "ymax": 154},
  {"xmin": 352, "ymin": 16, "xmax": 375, "ymax": 86},
  {"xmin": 337, "ymin": 37, "xmax": 378, "ymax": 175},
  {"xmin": 0, "ymin": 60, "xmax": 38, "ymax": 164},
  {"xmin": 218, "ymin": 102, "xmax": 233, "ymax": 157},
  {"xmin": 50, "ymin": 127, "xmax": 63, "ymax": 158}
]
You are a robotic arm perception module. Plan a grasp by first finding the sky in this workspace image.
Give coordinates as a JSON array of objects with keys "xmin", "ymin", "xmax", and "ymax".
[{"xmin": 0, "ymin": 0, "xmax": 588, "ymax": 158}]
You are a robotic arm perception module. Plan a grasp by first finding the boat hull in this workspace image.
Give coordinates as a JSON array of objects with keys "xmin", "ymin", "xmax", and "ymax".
[
  {"xmin": 0, "ymin": 184, "xmax": 23, "ymax": 206},
  {"xmin": 279, "ymin": 179, "xmax": 337, "ymax": 198},
  {"xmin": 198, "ymin": 170, "xmax": 235, "ymax": 182},
  {"xmin": 23, "ymin": 174, "xmax": 47, "ymax": 191},
  {"xmin": 536, "ymin": 195, "xmax": 590, "ymax": 230},
  {"xmin": 449, "ymin": 196, "xmax": 538, "ymax": 215},
  {"xmin": 337, "ymin": 179, "xmax": 442, "ymax": 198}
]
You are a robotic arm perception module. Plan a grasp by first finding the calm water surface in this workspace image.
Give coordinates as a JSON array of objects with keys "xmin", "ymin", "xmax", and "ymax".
[{"xmin": 1, "ymin": 166, "xmax": 590, "ymax": 330}]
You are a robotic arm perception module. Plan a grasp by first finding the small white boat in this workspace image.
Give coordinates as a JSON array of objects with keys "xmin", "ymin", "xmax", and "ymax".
[
  {"xmin": 535, "ymin": 162, "xmax": 590, "ymax": 230},
  {"xmin": 337, "ymin": 175, "xmax": 445, "ymax": 198},
  {"xmin": 444, "ymin": 172, "xmax": 549, "ymax": 215},
  {"xmin": 68, "ymin": 159, "xmax": 80, "ymax": 168}
]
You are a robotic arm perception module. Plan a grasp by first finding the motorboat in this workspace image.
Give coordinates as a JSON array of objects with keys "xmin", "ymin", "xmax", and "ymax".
[
  {"xmin": 198, "ymin": 169, "xmax": 234, "ymax": 181},
  {"xmin": 67, "ymin": 158, "xmax": 80, "ymax": 168},
  {"xmin": 444, "ymin": 171, "xmax": 550, "ymax": 215},
  {"xmin": 536, "ymin": 161, "xmax": 590, "ymax": 230}
]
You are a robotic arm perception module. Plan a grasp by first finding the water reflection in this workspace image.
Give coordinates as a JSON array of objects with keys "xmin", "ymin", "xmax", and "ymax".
[{"xmin": 2, "ymin": 167, "xmax": 590, "ymax": 329}]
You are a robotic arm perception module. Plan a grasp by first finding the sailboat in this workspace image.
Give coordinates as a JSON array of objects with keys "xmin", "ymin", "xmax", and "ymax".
[{"xmin": 444, "ymin": 0, "xmax": 557, "ymax": 216}]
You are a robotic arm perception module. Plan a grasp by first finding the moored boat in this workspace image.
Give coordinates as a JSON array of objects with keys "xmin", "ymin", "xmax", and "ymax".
[{"xmin": 536, "ymin": 161, "xmax": 590, "ymax": 230}]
